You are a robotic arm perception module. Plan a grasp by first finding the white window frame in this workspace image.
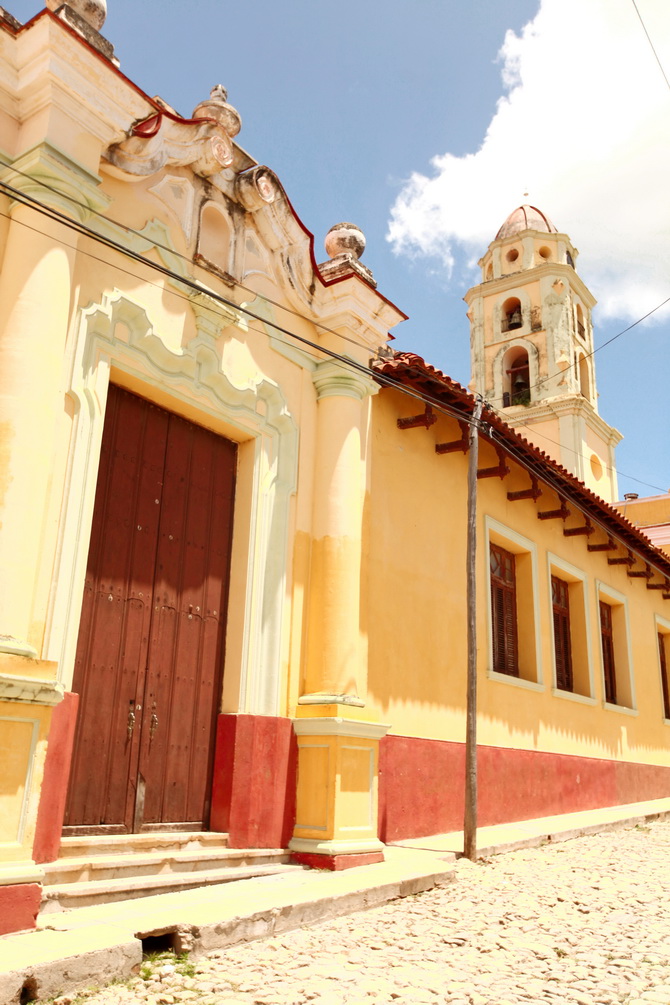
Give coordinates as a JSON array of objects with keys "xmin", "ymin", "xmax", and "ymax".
[
  {"xmin": 595, "ymin": 580, "xmax": 637, "ymax": 714},
  {"xmin": 547, "ymin": 553, "xmax": 595, "ymax": 703}
]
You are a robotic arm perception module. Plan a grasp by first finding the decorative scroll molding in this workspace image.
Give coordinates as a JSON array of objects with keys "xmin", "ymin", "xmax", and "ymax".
[
  {"xmin": 0, "ymin": 674, "xmax": 64, "ymax": 706},
  {"xmin": 104, "ymin": 86, "xmax": 242, "ymax": 180},
  {"xmin": 45, "ymin": 291, "xmax": 298, "ymax": 718}
]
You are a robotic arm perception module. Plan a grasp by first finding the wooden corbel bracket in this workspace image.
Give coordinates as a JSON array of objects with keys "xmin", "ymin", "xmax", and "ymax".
[
  {"xmin": 608, "ymin": 549, "xmax": 635, "ymax": 566},
  {"xmin": 627, "ymin": 563, "xmax": 653, "ymax": 580},
  {"xmin": 435, "ymin": 420, "xmax": 469, "ymax": 455},
  {"xmin": 537, "ymin": 497, "xmax": 570, "ymax": 521},
  {"xmin": 477, "ymin": 444, "xmax": 510, "ymax": 480},
  {"xmin": 507, "ymin": 474, "xmax": 542, "ymax": 503},
  {"xmin": 563, "ymin": 518, "xmax": 595, "ymax": 538},
  {"xmin": 397, "ymin": 405, "xmax": 438, "ymax": 430},
  {"xmin": 587, "ymin": 536, "xmax": 617, "ymax": 552},
  {"xmin": 647, "ymin": 579, "xmax": 670, "ymax": 591}
]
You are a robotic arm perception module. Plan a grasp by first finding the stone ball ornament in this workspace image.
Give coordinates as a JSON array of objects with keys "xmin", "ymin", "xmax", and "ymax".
[
  {"xmin": 47, "ymin": 0, "xmax": 107, "ymax": 30},
  {"xmin": 324, "ymin": 222, "xmax": 366, "ymax": 261}
]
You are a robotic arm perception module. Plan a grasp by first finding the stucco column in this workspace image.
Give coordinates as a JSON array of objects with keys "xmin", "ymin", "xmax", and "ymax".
[
  {"xmin": 291, "ymin": 359, "xmax": 389, "ymax": 869},
  {"xmin": 301, "ymin": 360, "xmax": 373, "ymax": 704}
]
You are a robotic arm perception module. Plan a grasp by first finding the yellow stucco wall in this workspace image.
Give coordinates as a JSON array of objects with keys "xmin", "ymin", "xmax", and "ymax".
[{"xmin": 367, "ymin": 386, "xmax": 670, "ymax": 768}]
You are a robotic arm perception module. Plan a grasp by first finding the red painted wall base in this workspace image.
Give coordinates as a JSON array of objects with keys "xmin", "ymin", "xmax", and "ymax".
[
  {"xmin": 210, "ymin": 713, "xmax": 297, "ymax": 848},
  {"xmin": 379, "ymin": 734, "xmax": 670, "ymax": 842},
  {"xmin": 291, "ymin": 851, "xmax": 384, "ymax": 871},
  {"xmin": 0, "ymin": 884, "xmax": 41, "ymax": 935},
  {"xmin": 33, "ymin": 692, "xmax": 79, "ymax": 864}
]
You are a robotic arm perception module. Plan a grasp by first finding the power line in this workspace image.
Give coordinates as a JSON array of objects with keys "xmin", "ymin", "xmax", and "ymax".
[
  {"xmin": 0, "ymin": 155, "xmax": 395, "ymax": 362},
  {"xmin": 631, "ymin": 0, "xmax": 670, "ymax": 93},
  {"xmin": 0, "ymin": 175, "xmax": 666, "ymax": 502},
  {"xmin": 6, "ymin": 153, "xmax": 667, "ymax": 415},
  {"xmin": 0, "ymin": 177, "xmax": 480, "ymax": 433},
  {"xmin": 487, "ymin": 294, "xmax": 670, "ymax": 407}
]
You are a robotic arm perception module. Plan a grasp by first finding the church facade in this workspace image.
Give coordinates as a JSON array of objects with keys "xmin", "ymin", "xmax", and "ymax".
[{"xmin": 1, "ymin": 2, "xmax": 669, "ymax": 935}]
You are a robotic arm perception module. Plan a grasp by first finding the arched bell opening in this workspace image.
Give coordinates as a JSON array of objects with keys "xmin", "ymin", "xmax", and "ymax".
[
  {"xmin": 576, "ymin": 304, "xmax": 586, "ymax": 340},
  {"xmin": 502, "ymin": 346, "xmax": 531, "ymax": 407},
  {"xmin": 501, "ymin": 297, "xmax": 523, "ymax": 334}
]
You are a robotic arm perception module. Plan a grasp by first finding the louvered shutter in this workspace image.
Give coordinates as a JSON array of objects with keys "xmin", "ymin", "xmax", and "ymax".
[
  {"xmin": 551, "ymin": 575, "xmax": 573, "ymax": 692},
  {"xmin": 490, "ymin": 544, "xmax": 519, "ymax": 676},
  {"xmin": 600, "ymin": 601, "xmax": 617, "ymax": 704},
  {"xmin": 659, "ymin": 633, "xmax": 670, "ymax": 720}
]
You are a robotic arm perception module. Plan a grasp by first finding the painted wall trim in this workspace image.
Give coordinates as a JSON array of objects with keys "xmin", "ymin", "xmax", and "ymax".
[
  {"xmin": 288, "ymin": 837, "xmax": 385, "ymax": 855},
  {"xmin": 293, "ymin": 717, "xmax": 391, "ymax": 739},
  {"xmin": 44, "ymin": 283, "xmax": 298, "ymax": 717},
  {"xmin": 0, "ymin": 674, "xmax": 64, "ymax": 705}
]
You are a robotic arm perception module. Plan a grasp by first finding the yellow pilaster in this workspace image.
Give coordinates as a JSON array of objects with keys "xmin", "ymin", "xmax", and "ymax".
[
  {"xmin": 0, "ymin": 145, "xmax": 106, "ymax": 876},
  {"xmin": 292, "ymin": 360, "xmax": 389, "ymax": 863}
]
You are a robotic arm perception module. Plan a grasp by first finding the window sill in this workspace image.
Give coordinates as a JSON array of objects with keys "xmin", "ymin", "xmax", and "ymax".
[
  {"xmin": 487, "ymin": 670, "xmax": 544, "ymax": 692},
  {"xmin": 551, "ymin": 688, "xmax": 596, "ymax": 706},
  {"xmin": 603, "ymin": 701, "xmax": 638, "ymax": 716}
]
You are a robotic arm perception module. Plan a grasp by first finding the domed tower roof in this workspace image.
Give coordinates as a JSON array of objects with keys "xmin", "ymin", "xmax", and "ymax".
[{"xmin": 495, "ymin": 204, "xmax": 558, "ymax": 240}]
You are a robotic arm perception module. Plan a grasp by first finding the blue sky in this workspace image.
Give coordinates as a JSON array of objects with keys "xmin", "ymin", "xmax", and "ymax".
[{"xmin": 12, "ymin": 0, "xmax": 670, "ymax": 498}]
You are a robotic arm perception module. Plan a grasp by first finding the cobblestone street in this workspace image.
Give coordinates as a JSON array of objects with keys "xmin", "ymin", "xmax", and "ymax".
[{"xmin": 52, "ymin": 821, "xmax": 670, "ymax": 1005}]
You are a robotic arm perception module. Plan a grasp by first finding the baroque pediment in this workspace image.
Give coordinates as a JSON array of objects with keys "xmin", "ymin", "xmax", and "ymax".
[{"xmin": 104, "ymin": 85, "xmax": 252, "ymax": 180}]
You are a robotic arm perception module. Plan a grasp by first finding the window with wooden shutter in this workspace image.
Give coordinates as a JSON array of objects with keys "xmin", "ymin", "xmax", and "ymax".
[
  {"xmin": 551, "ymin": 575, "xmax": 573, "ymax": 692},
  {"xmin": 600, "ymin": 600, "xmax": 617, "ymax": 704},
  {"xmin": 659, "ymin": 633, "xmax": 670, "ymax": 720},
  {"xmin": 490, "ymin": 543, "xmax": 519, "ymax": 676}
]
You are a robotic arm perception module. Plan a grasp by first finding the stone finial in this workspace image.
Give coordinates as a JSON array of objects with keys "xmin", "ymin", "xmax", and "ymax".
[
  {"xmin": 320, "ymin": 222, "xmax": 376, "ymax": 288},
  {"xmin": 324, "ymin": 222, "xmax": 366, "ymax": 261},
  {"xmin": 46, "ymin": 0, "xmax": 106, "ymax": 31},
  {"xmin": 192, "ymin": 85, "xmax": 241, "ymax": 139}
]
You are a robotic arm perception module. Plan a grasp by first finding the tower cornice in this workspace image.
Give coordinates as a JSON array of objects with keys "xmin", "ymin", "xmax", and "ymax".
[{"xmin": 464, "ymin": 260, "xmax": 597, "ymax": 309}]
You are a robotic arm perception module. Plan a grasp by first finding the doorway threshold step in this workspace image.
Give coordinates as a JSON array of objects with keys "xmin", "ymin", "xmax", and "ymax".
[
  {"xmin": 43, "ymin": 846, "xmax": 290, "ymax": 885},
  {"xmin": 58, "ymin": 831, "xmax": 229, "ymax": 858},
  {"xmin": 41, "ymin": 861, "xmax": 305, "ymax": 913}
]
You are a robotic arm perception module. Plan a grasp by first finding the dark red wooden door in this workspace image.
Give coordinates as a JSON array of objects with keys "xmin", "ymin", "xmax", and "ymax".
[{"xmin": 65, "ymin": 386, "xmax": 236, "ymax": 832}]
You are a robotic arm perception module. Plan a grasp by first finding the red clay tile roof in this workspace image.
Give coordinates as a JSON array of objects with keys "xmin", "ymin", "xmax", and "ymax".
[{"xmin": 373, "ymin": 352, "xmax": 670, "ymax": 580}]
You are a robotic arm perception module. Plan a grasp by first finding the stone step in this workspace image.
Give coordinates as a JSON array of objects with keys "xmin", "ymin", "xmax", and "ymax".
[
  {"xmin": 57, "ymin": 830, "xmax": 229, "ymax": 858},
  {"xmin": 43, "ymin": 846, "xmax": 290, "ymax": 885},
  {"xmin": 40, "ymin": 861, "xmax": 305, "ymax": 913}
]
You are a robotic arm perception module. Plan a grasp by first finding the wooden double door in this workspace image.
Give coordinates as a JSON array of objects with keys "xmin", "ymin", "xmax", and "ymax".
[{"xmin": 65, "ymin": 386, "xmax": 236, "ymax": 833}]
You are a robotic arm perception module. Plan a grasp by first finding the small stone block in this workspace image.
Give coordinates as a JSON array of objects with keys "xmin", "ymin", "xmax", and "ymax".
[{"xmin": 290, "ymin": 851, "xmax": 384, "ymax": 871}]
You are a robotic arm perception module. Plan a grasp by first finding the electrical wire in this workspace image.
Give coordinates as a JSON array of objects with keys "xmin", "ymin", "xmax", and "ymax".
[
  {"xmin": 0, "ymin": 154, "xmax": 396, "ymax": 362},
  {"xmin": 7, "ymin": 152, "xmax": 668, "ymax": 424},
  {"xmin": 631, "ymin": 0, "xmax": 670, "ymax": 93},
  {"xmin": 0, "ymin": 176, "xmax": 481, "ymax": 433},
  {"xmin": 0, "ymin": 174, "xmax": 668, "ymax": 544},
  {"xmin": 486, "ymin": 294, "xmax": 670, "ymax": 407}
]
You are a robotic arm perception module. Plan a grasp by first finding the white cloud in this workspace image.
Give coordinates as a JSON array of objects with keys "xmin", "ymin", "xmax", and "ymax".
[{"xmin": 387, "ymin": 0, "xmax": 670, "ymax": 321}]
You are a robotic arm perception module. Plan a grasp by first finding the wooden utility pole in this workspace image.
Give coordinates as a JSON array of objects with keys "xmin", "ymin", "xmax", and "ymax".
[{"xmin": 463, "ymin": 396, "xmax": 483, "ymax": 861}]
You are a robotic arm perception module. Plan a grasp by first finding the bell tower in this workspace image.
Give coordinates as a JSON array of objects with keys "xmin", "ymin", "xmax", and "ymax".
[{"xmin": 464, "ymin": 205, "xmax": 621, "ymax": 503}]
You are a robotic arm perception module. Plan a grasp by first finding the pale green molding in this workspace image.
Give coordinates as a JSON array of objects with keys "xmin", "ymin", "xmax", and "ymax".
[
  {"xmin": 0, "ymin": 142, "xmax": 110, "ymax": 222},
  {"xmin": 312, "ymin": 358, "xmax": 379, "ymax": 401},
  {"xmin": 243, "ymin": 295, "xmax": 317, "ymax": 371},
  {"xmin": 45, "ymin": 291, "xmax": 298, "ymax": 718}
]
